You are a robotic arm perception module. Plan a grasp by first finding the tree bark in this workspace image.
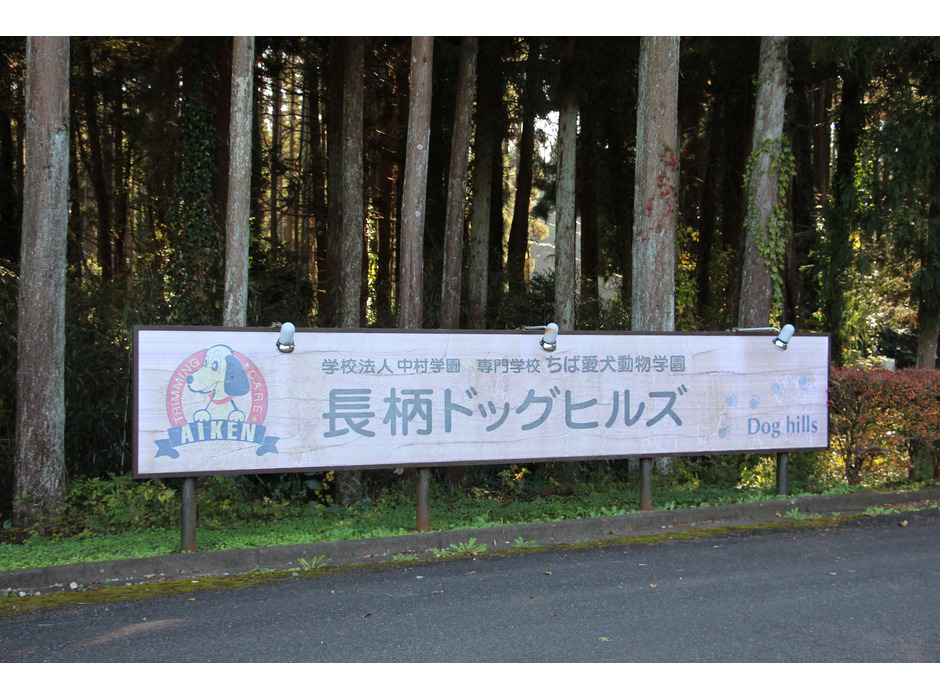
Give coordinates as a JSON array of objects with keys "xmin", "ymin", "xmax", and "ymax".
[
  {"xmin": 578, "ymin": 104, "xmax": 599, "ymax": 307},
  {"xmin": 467, "ymin": 114, "xmax": 493, "ymax": 330},
  {"xmin": 14, "ymin": 36, "xmax": 69, "ymax": 527},
  {"xmin": 506, "ymin": 117, "xmax": 534, "ymax": 299},
  {"xmin": 223, "ymin": 36, "xmax": 254, "ymax": 328},
  {"xmin": 632, "ymin": 36, "xmax": 680, "ymax": 485},
  {"xmin": 399, "ymin": 36, "xmax": 433, "ymax": 330},
  {"xmin": 368, "ymin": 55, "xmax": 399, "ymax": 329},
  {"xmin": 812, "ymin": 79, "xmax": 833, "ymax": 216},
  {"xmin": 331, "ymin": 37, "xmax": 367, "ymax": 508},
  {"xmin": 823, "ymin": 71, "xmax": 865, "ymax": 366},
  {"xmin": 631, "ymin": 36, "xmax": 679, "ymax": 334},
  {"xmin": 322, "ymin": 38, "xmax": 345, "ymax": 327},
  {"xmin": 554, "ymin": 38, "xmax": 578, "ymax": 331},
  {"xmin": 440, "ymin": 37, "xmax": 477, "ymax": 329},
  {"xmin": 739, "ymin": 36, "xmax": 788, "ymax": 329},
  {"xmin": 507, "ymin": 39, "xmax": 540, "ymax": 300},
  {"xmin": 916, "ymin": 174, "xmax": 940, "ymax": 369},
  {"xmin": 915, "ymin": 300, "xmax": 939, "ymax": 369},
  {"xmin": 268, "ymin": 44, "xmax": 282, "ymax": 248},
  {"xmin": 466, "ymin": 37, "xmax": 504, "ymax": 329},
  {"xmin": 340, "ymin": 37, "xmax": 365, "ymax": 329}
]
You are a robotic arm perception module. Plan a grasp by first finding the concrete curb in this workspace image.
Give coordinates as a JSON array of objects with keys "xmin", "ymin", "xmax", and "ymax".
[{"xmin": 3, "ymin": 487, "xmax": 939, "ymax": 596}]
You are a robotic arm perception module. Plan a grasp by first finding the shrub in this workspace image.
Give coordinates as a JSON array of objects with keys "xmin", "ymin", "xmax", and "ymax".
[{"xmin": 828, "ymin": 368, "xmax": 940, "ymax": 484}]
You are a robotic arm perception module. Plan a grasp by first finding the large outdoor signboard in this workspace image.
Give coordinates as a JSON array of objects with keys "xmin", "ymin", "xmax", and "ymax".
[{"xmin": 133, "ymin": 326, "xmax": 830, "ymax": 478}]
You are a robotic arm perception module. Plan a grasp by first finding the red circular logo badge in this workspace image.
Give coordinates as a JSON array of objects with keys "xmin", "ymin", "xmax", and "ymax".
[{"xmin": 165, "ymin": 346, "xmax": 267, "ymax": 427}]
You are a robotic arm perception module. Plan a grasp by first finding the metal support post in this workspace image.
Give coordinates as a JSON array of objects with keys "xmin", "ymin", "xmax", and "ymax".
[
  {"xmin": 776, "ymin": 451, "xmax": 789, "ymax": 496},
  {"xmin": 416, "ymin": 467, "xmax": 431, "ymax": 531},
  {"xmin": 639, "ymin": 457, "xmax": 653, "ymax": 511},
  {"xmin": 181, "ymin": 477, "xmax": 197, "ymax": 552}
]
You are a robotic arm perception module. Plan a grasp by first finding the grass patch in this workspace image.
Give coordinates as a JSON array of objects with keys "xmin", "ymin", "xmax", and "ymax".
[{"xmin": 2, "ymin": 470, "xmax": 935, "ymax": 574}]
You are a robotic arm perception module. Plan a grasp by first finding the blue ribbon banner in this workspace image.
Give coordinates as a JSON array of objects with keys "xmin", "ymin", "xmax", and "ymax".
[{"xmin": 155, "ymin": 420, "xmax": 279, "ymax": 458}]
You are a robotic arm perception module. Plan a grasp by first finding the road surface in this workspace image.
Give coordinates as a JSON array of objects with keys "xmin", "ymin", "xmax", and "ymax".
[{"xmin": 2, "ymin": 508, "xmax": 938, "ymax": 663}]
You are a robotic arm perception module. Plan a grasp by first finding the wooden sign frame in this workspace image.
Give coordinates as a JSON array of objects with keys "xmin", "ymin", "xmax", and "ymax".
[{"xmin": 133, "ymin": 326, "xmax": 830, "ymax": 479}]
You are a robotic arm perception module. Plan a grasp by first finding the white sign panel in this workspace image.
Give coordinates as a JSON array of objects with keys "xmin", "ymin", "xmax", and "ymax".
[{"xmin": 133, "ymin": 327, "xmax": 830, "ymax": 478}]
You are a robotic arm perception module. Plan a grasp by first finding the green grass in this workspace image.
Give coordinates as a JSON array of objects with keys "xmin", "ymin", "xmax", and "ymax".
[{"xmin": 1, "ymin": 470, "xmax": 931, "ymax": 573}]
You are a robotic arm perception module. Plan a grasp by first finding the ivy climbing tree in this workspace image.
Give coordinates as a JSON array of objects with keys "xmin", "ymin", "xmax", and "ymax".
[
  {"xmin": 739, "ymin": 36, "xmax": 792, "ymax": 329},
  {"xmin": 165, "ymin": 39, "xmax": 226, "ymax": 326}
]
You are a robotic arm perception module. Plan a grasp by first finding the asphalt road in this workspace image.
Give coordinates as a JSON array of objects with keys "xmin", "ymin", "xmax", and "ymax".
[{"xmin": 2, "ymin": 508, "xmax": 938, "ymax": 663}]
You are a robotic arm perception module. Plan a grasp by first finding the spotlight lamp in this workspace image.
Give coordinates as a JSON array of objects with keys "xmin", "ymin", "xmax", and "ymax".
[
  {"xmin": 276, "ymin": 322, "xmax": 296, "ymax": 353},
  {"xmin": 731, "ymin": 323, "xmax": 796, "ymax": 351},
  {"xmin": 773, "ymin": 324, "xmax": 795, "ymax": 351},
  {"xmin": 519, "ymin": 322, "xmax": 559, "ymax": 352}
]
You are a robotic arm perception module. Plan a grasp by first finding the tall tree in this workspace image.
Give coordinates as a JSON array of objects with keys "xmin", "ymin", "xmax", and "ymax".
[
  {"xmin": 339, "ymin": 37, "xmax": 365, "ymax": 328},
  {"xmin": 466, "ymin": 37, "xmax": 505, "ymax": 329},
  {"xmin": 301, "ymin": 39, "xmax": 329, "ymax": 312},
  {"xmin": 578, "ymin": 98, "xmax": 600, "ymax": 309},
  {"xmin": 366, "ymin": 39, "xmax": 405, "ymax": 328},
  {"xmin": 14, "ymin": 36, "xmax": 69, "ymax": 526},
  {"xmin": 399, "ymin": 36, "xmax": 433, "ymax": 330},
  {"xmin": 440, "ymin": 37, "xmax": 477, "ymax": 329},
  {"xmin": 632, "ymin": 36, "xmax": 679, "ymax": 494},
  {"xmin": 554, "ymin": 38, "xmax": 578, "ymax": 331},
  {"xmin": 398, "ymin": 36, "xmax": 434, "ymax": 529},
  {"xmin": 868, "ymin": 38, "xmax": 940, "ymax": 368},
  {"xmin": 165, "ymin": 38, "xmax": 227, "ymax": 325},
  {"xmin": 223, "ymin": 36, "xmax": 255, "ymax": 328},
  {"xmin": 631, "ymin": 36, "xmax": 679, "ymax": 333},
  {"xmin": 332, "ymin": 37, "xmax": 367, "ymax": 508},
  {"xmin": 322, "ymin": 38, "xmax": 345, "ymax": 327},
  {"xmin": 267, "ymin": 42, "xmax": 283, "ymax": 249},
  {"xmin": 738, "ymin": 36, "xmax": 791, "ymax": 328},
  {"xmin": 506, "ymin": 38, "xmax": 541, "ymax": 300},
  {"xmin": 77, "ymin": 38, "xmax": 113, "ymax": 281},
  {"xmin": 821, "ymin": 40, "xmax": 873, "ymax": 366}
]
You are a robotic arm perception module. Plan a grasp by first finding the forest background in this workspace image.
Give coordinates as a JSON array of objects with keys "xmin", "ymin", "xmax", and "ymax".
[{"xmin": 2, "ymin": 35, "xmax": 939, "ymax": 531}]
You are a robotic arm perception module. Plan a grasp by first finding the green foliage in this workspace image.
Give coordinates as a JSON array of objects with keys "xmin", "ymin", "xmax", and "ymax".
[
  {"xmin": 63, "ymin": 278, "xmax": 134, "ymax": 482},
  {"xmin": 434, "ymin": 537, "xmax": 487, "ymax": 557},
  {"xmin": 3, "ymin": 463, "xmax": 934, "ymax": 571},
  {"xmin": 744, "ymin": 135, "xmax": 796, "ymax": 311},
  {"xmin": 0, "ymin": 263, "xmax": 17, "ymax": 522},
  {"xmin": 246, "ymin": 247, "xmax": 316, "ymax": 327},
  {"xmin": 164, "ymin": 44, "xmax": 224, "ymax": 326},
  {"xmin": 62, "ymin": 474, "xmax": 179, "ymax": 532},
  {"xmin": 491, "ymin": 269, "xmax": 629, "ymax": 333},
  {"xmin": 675, "ymin": 225, "xmax": 700, "ymax": 331},
  {"xmin": 784, "ymin": 508, "xmax": 816, "ymax": 521},
  {"xmin": 296, "ymin": 555, "xmax": 325, "ymax": 571}
]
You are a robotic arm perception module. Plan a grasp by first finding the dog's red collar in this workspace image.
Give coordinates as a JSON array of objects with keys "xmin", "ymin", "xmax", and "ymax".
[{"xmin": 209, "ymin": 393, "xmax": 233, "ymax": 405}]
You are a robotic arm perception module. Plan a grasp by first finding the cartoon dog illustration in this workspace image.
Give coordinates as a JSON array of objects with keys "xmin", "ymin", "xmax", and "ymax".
[{"xmin": 186, "ymin": 344, "xmax": 250, "ymax": 422}]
